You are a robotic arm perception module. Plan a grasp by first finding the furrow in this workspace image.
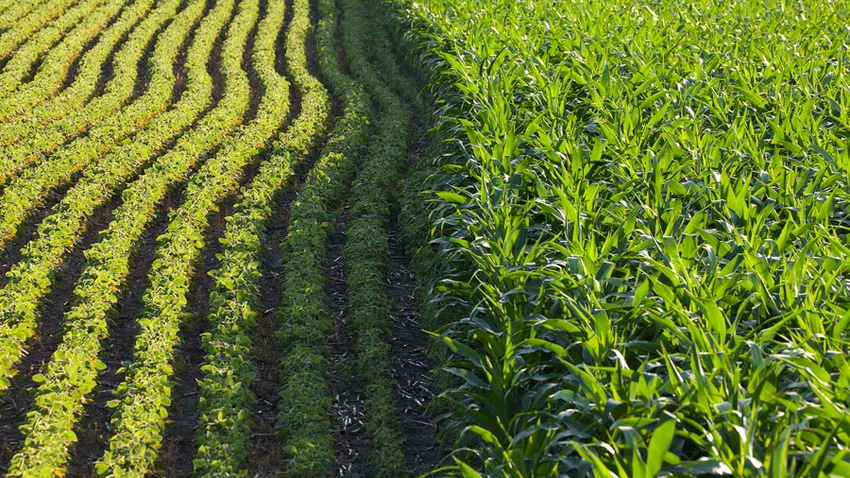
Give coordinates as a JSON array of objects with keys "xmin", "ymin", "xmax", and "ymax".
[
  {"xmin": 0, "ymin": 1, "xmax": 49, "ymax": 34},
  {"xmin": 0, "ymin": 0, "xmax": 184, "ymax": 188},
  {"xmin": 0, "ymin": 0, "xmax": 169, "ymax": 148},
  {"xmin": 1, "ymin": 0, "xmax": 237, "ymax": 474},
  {"xmin": 337, "ymin": 0, "xmax": 411, "ymax": 474},
  {"xmin": 366, "ymin": 19, "xmax": 443, "ymax": 467},
  {"xmin": 0, "ymin": 192, "xmax": 118, "ymax": 476},
  {"xmin": 385, "ymin": 228, "xmax": 443, "ymax": 474},
  {"xmin": 89, "ymin": 0, "xmax": 290, "ymax": 472},
  {"xmin": 0, "ymin": 0, "xmax": 81, "ymax": 62},
  {"xmin": 193, "ymin": 0, "xmax": 330, "ymax": 473},
  {"xmin": 0, "ymin": 0, "xmax": 111, "ymax": 103},
  {"xmin": 0, "ymin": 0, "xmax": 208, "ymax": 408},
  {"xmin": 0, "ymin": 0, "xmax": 202, "ymax": 250},
  {"xmin": 275, "ymin": 0, "xmax": 372, "ymax": 474},
  {"xmin": 326, "ymin": 212, "xmax": 370, "ymax": 478},
  {"xmin": 0, "ymin": 0, "xmax": 133, "ymax": 121}
]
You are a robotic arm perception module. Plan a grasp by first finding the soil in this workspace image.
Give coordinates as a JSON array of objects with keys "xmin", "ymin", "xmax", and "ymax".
[
  {"xmin": 0, "ymin": 0, "xmax": 449, "ymax": 475},
  {"xmin": 326, "ymin": 210, "xmax": 371, "ymax": 478},
  {"xmin": 0, "ymin": 202, "xmax": 116, "ymax": 474},
  {"xmin": 65, "ymin": 193, "xmax": 177, "ymax": 477},
  {"xmin": 387, "ymin": 225, "xmax": 446, "ymax": 474}
]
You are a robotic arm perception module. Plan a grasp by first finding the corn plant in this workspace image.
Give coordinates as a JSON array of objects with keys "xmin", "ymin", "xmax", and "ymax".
[{"xmin": 385, "ymin": 0, "xmax": 850, "ymax": 475}]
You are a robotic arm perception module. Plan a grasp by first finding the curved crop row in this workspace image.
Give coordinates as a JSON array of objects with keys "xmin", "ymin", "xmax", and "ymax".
[
  {"xmin": 0, "ymin": 0, "xmax": 82, "ymax": 62},
  {"xmin": 0, "ymin": 1, "xmax": 16, "ymax": 16},
  {"xmin": 0, "ymin": 0, "xmax": 204, "ymax": 246},
  {"xmin": 0, "ymin": 0, "xmax": 184, "ymax": 187},
  {"xmin": 0, "ymin": 0, "xmax": 167, "ymax": 148},
  {"xmin": 193, "ymin": 0, "xmax": 331, "ymax": 473},
  {"xmin": 0, "ymin": 0, "xmax": 48, "ymax": 32},
  {"xmin": 0, "ymin": 0, "xmax": 109, "ymax": 101},
  {"xmin": 91, "ymin": 0, "xmax": 297, "ymax": 473},
  {"xmin": 365, "ymin": 9, "xmax": 423, "ymax": 115},
  {"xmin": 3, "ymin": 0, "xmax": 241, "ymax": 474},
  {"xmin": 0, "ymin": 0, "xmax": 133, "ymax": 121},
  {"xmin": 338, "ymin": 0, "xmax": 412, "ymax": 474},
  {"xmin": 274, "ymin": 0, "xmax": 371, "ymax": 474},
  {"xmin": 0, "ymin": 0, "xmax": 207, "ymax": 399}
]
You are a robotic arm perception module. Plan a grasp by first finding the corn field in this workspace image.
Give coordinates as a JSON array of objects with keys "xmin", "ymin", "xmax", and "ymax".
[{"xmin": 0, "ymin": 0, "xmax": 847, "ymax": 477}]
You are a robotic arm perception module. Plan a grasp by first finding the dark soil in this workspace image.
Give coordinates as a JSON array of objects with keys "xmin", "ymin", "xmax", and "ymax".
[
  {"xmin": 244, "ymin": 0, "xmax": 267, "ymax": 121},
  {"xmin": 64, "ymin": 193, "xmax": 177, "ymax": 477},
  {"xmin": 131, "ymin": 17, "xmax": 160, "ymax": 99},
  {"xmin": 0, "ymin": 181, "xmax": 77, "ymax": 290},
  {"xmin": 0, "ymin": 200, "xmax": 117, "ymax": 473},
  {"xmin": 243, "ymin": 0, "xmax": 334, "ymax": 470},
  {"xmin": 333, "ymin": 2, "xmax": 350, "ymax": 75},
  {"xmin": 326, "ymin": 211, "xmax": 371, "ymax": 478},
  {"xmin": 244, "ymin": 182, "xmax": 295, "ymax": 478},
  {"xmin": 155, "ymin": 192, "xmax": 235, "ymax": 477},
  {"xmin": 208, "ymin": 0, "xmax": 235, "ymax": 105},
  {"xmin": 158, "ymin": 0, "xmax": 288, "ymax": 466},
  {"xmin": 60, "ymin": 0, "xmax": 129, "ymax": 90},
  {"xmin": 386, "ymin": 225, "xmax": 446, "ymax": 474},
  {"xmin": 0, "ymin": 0, "xmax": 449, "ymax": 476}
]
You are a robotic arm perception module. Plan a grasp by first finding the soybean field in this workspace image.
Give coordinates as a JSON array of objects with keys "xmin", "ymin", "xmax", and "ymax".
[
  {"xmin": 0, "ymin": 0, "xmax": 848, "ymax": 477},
  {"xmin": 0, "ymin": 0, "xmax": 437, "ymax": 476}
]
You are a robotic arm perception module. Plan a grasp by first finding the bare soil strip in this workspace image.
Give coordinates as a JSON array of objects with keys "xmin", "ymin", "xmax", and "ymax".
[
  {"xmin": 386, "ymin": 224, "xmax": 444, "ymax": 474},
  {"xmin": 0, "ymin": 202, "xmax": 116, "ymax": 473},
  {"xmin": 327, "ymin": 211, "xmax": 371, "ymax": 478},
  {"xmin": 65, "ymin": 194, "xmax": 175, "ymax": 477}
]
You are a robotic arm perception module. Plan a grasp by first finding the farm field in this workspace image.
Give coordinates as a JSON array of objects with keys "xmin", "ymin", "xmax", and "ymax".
[
  {"xmin": 0, "ymin": 0, "xmax": 438, "ymax": 476},
  {"xmin": 0, "ymin": 0, "xmax": 847, "ymax": 477},
  {"xmin": 387, "ymin": 0, "xmax": 850, "ymax": 476}
]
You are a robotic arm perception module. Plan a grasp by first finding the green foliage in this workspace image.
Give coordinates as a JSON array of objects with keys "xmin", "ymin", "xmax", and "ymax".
[
  {"xmin": 0, "ymin": 0, "xmax": 145, "ymax": 122},
  {"xmin": 0, "ymin": 0, "xmax": 195, "ymax": 237},
  {"xmin": 0, "ymin": 1, "xmax": 185, "ymax": 189},
  {"xmin": 0, "ymin": 0, "xmax": 117, "ymax": 107},
  {"xmin": 274, "ymin": 0, "xmax": 371, "ymax": 474},
  {"xmin": 0, "ymin": 0, "xmax": 203, "ymax": 408},
  {"xmin": 193, "ymin": 0, "xmax": 330, "ymax": 473},
  {"xmin": 339, "ymin": 0, "xmax": 413, "ymax": 474},
  {"xmin": 0, "ymin": 0, "xmax": 50, "ymax": 31},
  {"xmin": 2, "ymin": 0, "xmax": 841, "ymax": 476},
  {"xmin": 3, "ymin": 0, "xmax": 232, "ymax": 474},
  {"xmin": 92, "ymin": 0, "xmax": 297, "ymax": 472},
  {"xmin": 0, "ymin": 0, "xmax": 81, "ymax": 62},
  {"xmin": 385, "ymin": 0, "xmax": 850, "ymax": 476}
]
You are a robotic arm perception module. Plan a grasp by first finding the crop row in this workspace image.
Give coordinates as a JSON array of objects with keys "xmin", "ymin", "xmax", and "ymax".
[
  {"xmin": 0, "ymin": 0, "xmax": 47, "ymax": 31},
  {"xmin": 92, "ymin": 0, "xmax": 300, "ymax": 472},
  {"xmin": 0, "ymin": 1, "xmax": 16, "ymax": 17},
  {"xmin": 0, "ymin": 0, "xmax": 204, "ymax": 247},
  {"xmin": 0, "ymin": 0, "xmax": 205, "ymax": 401},
  {"xmin": 193, "ymin": 0, "xmax": 332, "ymax": 473},
  {"xmin": 0, "ymin": 0, "xmax": 80, "ymax": 62},
  {"xmin": 0, "ymin": 0, "xmax": 185, "ymax": 188},
  {"xmin": 338, "ymin": 0, "xmax": 411, "ymax": 474},
  {"xmin": 369, "ymin": 6, "xmax": 440, "ymax": 338},
  {"xmin": 0, "ymin": 0, "xmax": 133, "ymax": 121},
  {"xmin": 384, "ymin": 0, "xmax": 850, "ymax": 475},
  {"xmin": 274, "ymin": 0, "xmax": 372, "ymax": 474},
  {"xmin": 2, "ymin": 0, "xmax": 237, "ymax": 474},
  {"xmin": 0, "ymin": 0, "xmax": 447, "ymax": 476},
  {"xmin": 0, "ymin": 0, "xmax": 165, "ymax": 149},
  {"xmin": 0, "ymin": 0, "xmax": 108, "ymax": 104}
]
